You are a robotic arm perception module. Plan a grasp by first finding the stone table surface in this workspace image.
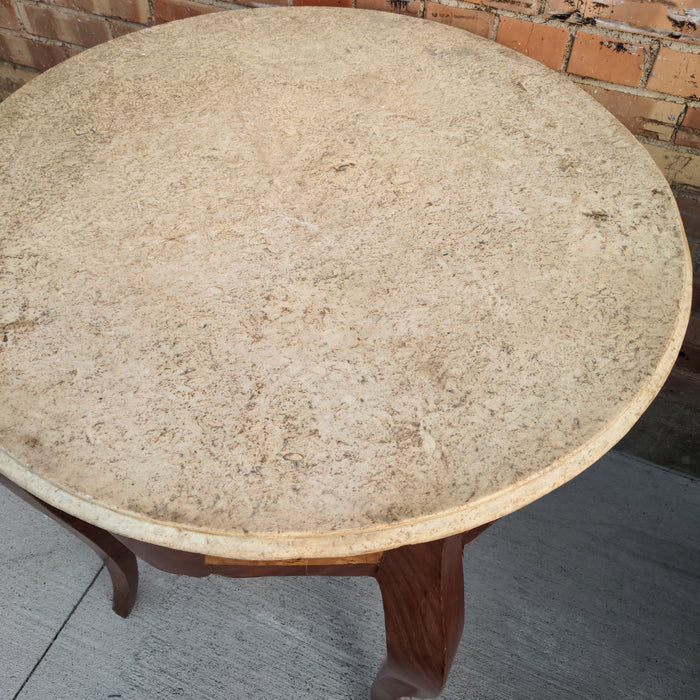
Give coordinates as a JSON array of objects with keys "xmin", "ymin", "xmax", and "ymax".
[{"xmin": 0, "ymin": 8, "xmax": 691, "ymax": 560}]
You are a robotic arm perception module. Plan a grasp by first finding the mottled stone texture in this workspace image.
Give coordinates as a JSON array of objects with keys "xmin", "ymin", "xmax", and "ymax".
[
  {"xmin": 0, "ymin": 2, "xmax": 699, "ymax": 389},
  {"xmin": 0, "ymin": 10, "xmax": 691, "ymax": 559}
]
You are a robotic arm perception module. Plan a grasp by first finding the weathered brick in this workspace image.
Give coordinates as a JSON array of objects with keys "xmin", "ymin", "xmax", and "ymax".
[
  {"xmin": 595, "ymin": 0, "xmax": 699, "ymax": 40},
  {"xmin": 293, "ymin": 0, "xmax": 353, "ymax": 7},
  {"xmin": 108, "ymin": 17, "xmax": 144, "ymax": 36},
  {"xmin": 424, "ymin": 2, "xmax": 494, "ymax": 40},
  {"xmin": 567, "ymin": 32, "xmax": 646, "ymax": 87},
  {"xmin": 675, "ymin": 153, "xmax": 700, "ymax": 187},
  {"xmin": 480, "ymin": 0, "xmax": 538, "ymax": 16},
  {"xmin": 0, "ymin": 60, "xmax": 38, "ymax": 93},
  {"xmin": 547, "ymin": 0, "xmax": 700, "ymax": 44},
  {"xmin": 676, "ymin": 107, "xmax": 700, "ymax": 149},
  {"xmin": 579, "ymin": 83, "xmax": 683, "ymax": 140},
  {"xmin": 153, "ymin": 0, "xmax": 222, "ymax": 24},
  {"xmin": 231, "ymin": 0, "xmax": 287, "ymax": 5},
  {"xmin": 681, "ymin": 107, "xmax": 700, "ymax": 131},
  {"xmin": 645, "ymin": 141, "xmax": 700, "ymax": 187},
  {"xmin": 0, "ymin": 30, "xmax": 69, "ymax": 69},
  {"xmin": 53, "ymin": 0, "xmax": 150, "ymax": 24},
  {"xmin": 355, "ymin": 0, "xmax": 421, "ymax": 16},
  {"xmin": 496, "ymin": 16, "xmax": 569, "ymax": 70},
  {"xmin": 438, "ymin": 0, "xmax": 537, "ymax": 16},
  {"xmin": 647, "ymin": 48, "xmax": 700, "ymax": 99},
  {"xmin": 547, "ymin": 0, "xmax": 577, "ymax": 14},
  {"xmin": 19, "ymin": 3, "xmax": 112, "ymax": 47},
  {"xmin": 0, "ymin": 0, "xmax": 19, "ymax": 30}
]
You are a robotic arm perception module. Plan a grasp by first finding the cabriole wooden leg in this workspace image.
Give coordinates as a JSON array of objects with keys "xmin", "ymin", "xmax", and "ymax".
[
  {"xmin": 0, "ymin": 474, "xmax": 138, "ymax": 617},
  {"xmin": 88, "ymin": 525, "xmax": 138, "ymax": 618},
  {"xmin": 371, "ymin": 534, "xmax": 465, "ymax": 700}
]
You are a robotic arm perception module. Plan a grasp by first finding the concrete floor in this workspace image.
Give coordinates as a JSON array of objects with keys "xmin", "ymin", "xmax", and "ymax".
[{"xmin": 1, "ymin": 451, "xmax": 698, "ymax": 700}]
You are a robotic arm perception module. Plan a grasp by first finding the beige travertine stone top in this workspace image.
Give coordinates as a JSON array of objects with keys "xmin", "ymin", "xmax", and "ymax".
[{"xmin": 0, "ymin": 8, "xmax": 691, "ymax": 559}]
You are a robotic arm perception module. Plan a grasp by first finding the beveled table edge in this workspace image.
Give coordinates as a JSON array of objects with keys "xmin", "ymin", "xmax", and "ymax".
[{"xmin": 0, "ymin": 223, "xmax": 691, "ymax": 560}]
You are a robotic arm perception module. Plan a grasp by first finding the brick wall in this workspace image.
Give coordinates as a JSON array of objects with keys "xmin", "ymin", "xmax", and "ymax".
[{"xmin": 1, "ymin": 0, "xmax": 698, "ymax": 382}]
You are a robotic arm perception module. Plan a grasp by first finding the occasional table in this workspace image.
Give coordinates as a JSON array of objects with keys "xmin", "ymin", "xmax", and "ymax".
[{"xmin": 0, "ymin": 7, "xmax": 691, "ymax": 699}]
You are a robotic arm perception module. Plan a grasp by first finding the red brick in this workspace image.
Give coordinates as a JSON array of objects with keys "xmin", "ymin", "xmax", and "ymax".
[
  {"xmin": 496, "ymin": 17, "xmax": 569, "ymax": 70},
  {"xmin": 676, "ymin": 107, "xmax": 700, "ymax": 149},
  {"xmin": 440, "ymin": 0, "xmax": 537, "ymax": 15},
  {"xmin": 548, "ymin": 0, "xmax": 700, "ymax": 44},
  {"xmin": 0, "ymin": 30, "xmax": 69, "ymax": 69},
  {"xmin": 647, "ymin": 48, "xmax": 700, "ymax": 99},
  {"xmin": 53, "ymin": 0, "xmax": 150, "ymax": 24},
  {"xmin": 355, "ymin": 0, "xmax": 421, "ymax": 17},
  {"xmin": 19, "ymin": 4, "xmax": 112, "ymax": 47},
  {"xmin": 547, "ymin": 0, "xmax": 579, "ymax": 14},
  {"xmin": 424, "ymin": 2, "xmax": 494, "ymax": 40},
  {"xmin": 681, "ymin": 107, "xmax": 700, "ymax": 131},
  {"xmin": 567, "ymin": 32, "xmax": 646, "ymax": 87},
  {"xmin": 593, "ymin": 0, "xmax": 699, "ymax": 40},
  {"xmin": 474, "ymin": 0, "xmax": 538, "ymax": 15},
  {"xmin": 0, "ymin": 0, "xmax": 19, "ymax": 30},
  {"xmin": 482, "ymin": 0, "xmax": 538, "ymax": 15},
  {"xmin": 0, "ymin": 60, "xmax": 38, "ymax": 93},
  {"xmin": 293, "ymin": 0, "xmax": 353, "ymax": 7},
  {"xmin": 229, "ymin": 0, "xmax": 286, "ymax": 5},
  {"xmin": 108, "ymin": 17, "xmax": 144, "ymax": 36},
  {"xmin": 579, "ymin": 83, "xmax": 683, "ymax": 140},
  {"xmin": 153, "ymin": 0, "xmax": 222, "ymax": 24}
]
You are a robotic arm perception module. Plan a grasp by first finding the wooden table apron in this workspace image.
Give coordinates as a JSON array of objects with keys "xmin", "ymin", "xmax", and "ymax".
[
  {"xmin": 1, "ymin": 471, "xmax": 493, "ymax": 700},
  {"xmin": 0, "ymin": 7, "xmax": 692, "ymax": 700}
]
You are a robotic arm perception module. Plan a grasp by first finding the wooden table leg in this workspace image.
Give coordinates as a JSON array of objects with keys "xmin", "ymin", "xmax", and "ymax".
[
  {"xmin": 1, "ymin": 474, "xmax": 493, "ymax": 697},
  {"xmin": 0, "ymin": 474, "xmax": 138, "ymax": 618},
  {"xmin": 370, "ymin": 533, "xmax": 465, "ymax": 700}
]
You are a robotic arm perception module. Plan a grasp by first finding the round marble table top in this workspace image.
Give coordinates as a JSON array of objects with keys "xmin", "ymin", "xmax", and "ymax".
[{"xmin": 0, "ymin": 8, "xmax": 691, "ymax": 559}]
